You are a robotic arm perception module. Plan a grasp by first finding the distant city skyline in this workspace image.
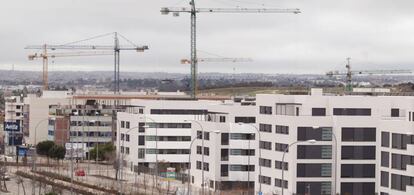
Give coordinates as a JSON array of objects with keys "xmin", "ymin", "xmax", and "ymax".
[{"xmin": 1, "ymin": 0, "xmax": 414, "ymax": 74}]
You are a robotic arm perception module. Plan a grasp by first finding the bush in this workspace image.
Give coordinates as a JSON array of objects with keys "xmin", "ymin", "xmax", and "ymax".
[
  {"xmin": 48, "ymin": 145, "xmax": 66, "ymax": 160},
  {"xmin": 37, "ymin": 141, "xmax": 55, "ymax": 156}
]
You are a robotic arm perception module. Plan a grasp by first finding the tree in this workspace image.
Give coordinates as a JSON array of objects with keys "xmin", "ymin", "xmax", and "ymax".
[
  {"xmin": 48, "ymin": 145, "xmax": 66, "ymax": 161},
  {"xmin": 36, "ymin": 141, "xmax": 55, "ymax": 164},
  {"xmin": 89, "ymin": 143, "xmax": 115, "ymax": 161}
]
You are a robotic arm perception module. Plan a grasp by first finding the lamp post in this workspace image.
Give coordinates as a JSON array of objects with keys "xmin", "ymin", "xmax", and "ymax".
[
  {"xmin": 31, "ymin": 118, "xmax": 52, "ymax": 195},
  {"xmin": 184, "ymin": 119, "xmax": 206, "ymax": 195},
  {"xmin": 187, "ymin": 130, "xmax": 220, "ymax": 195},
  {"xmin": 238, "ymin": 123, "xmax": 261, "ymax": 194},
  {"xmin": 313, "ymin": 126, "xmax": 337, "ymax": 195},
  {"xmin": 138, "ymin": 116, "xmax": 159, "ymax": 190},
  {"xmin": 281, "ymin": 139, "xmax": 316, "ymax": 195},
  {"xmin": 119, "ymin": 125, "xmax": 140, "ymax": 195}
]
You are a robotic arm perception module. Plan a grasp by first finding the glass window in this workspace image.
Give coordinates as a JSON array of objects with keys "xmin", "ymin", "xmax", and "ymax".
[
  {"xmin": 298, "ymin": 127, "xmax": 332, "ymax": 141},
  {"xmin": 221, "ymin": 133, "xmax": 229, "ymax": 145},
  {"xmin": 297, "ymin": 145, "xmax": 332, "ymax": 159},
  {"xmin": 275, "ymin": 160, "xmax": 288, "ymax": 170},
  {"xmin": 259, "ymin": 175, "xmax": 271, "ymax": 185},
  {"xmin": 381, "ymin": 171, "xmax": 389, "ymax": 187},
  {"xmin": 382, "ymin": 132, "xmax": 390, "ymax": 147},
  {"xmin": 341, "ymin": 146, "xmax": 376, "ymax": 160},
  {"xmin": 381, "ymin": 151, "xmax": 389, "ymax": 167},
  {"xmin": 333, "ymin": 108, "xmax": 371, "ymax": 116},
  {"xmin": 340, "ymin": 182, "xmax": 375, "ymax": 195},
  {"xmin": 312, "ymin": 108, "xmax": 326, "ymax": 116},
  {"xmin": 276, "ymin": 125, "xmax": 289, "ymax": 135},
  {"xmin": 342, "ymin": 127, "xmax": 376, "ymax": 142},
  {"xmin": 259, "ymin": 123, "xmax": 272, "ymax": 133},
  {"xmin": 341, "ymin": 164, "xmax": 375, "ymax": 178},
  {"xmin": 297, "ymin": 182, "xmax": 331, "ymax": 195},
  {"xmin": 297, "ymin": 163, "xmax": 332, "ymax": 177}
]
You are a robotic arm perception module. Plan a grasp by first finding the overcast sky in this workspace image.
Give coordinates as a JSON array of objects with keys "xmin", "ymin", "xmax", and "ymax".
[{"xmin": 0, "ymin": 0, "xmax": 413, "ymax": 74}]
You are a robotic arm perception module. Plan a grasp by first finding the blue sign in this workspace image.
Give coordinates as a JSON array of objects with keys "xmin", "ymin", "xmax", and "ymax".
[
  {"xmin": 17, "ymin": 146, "xmax": 28, "ymax": 157},
  {"xmin": 4, "ymin": 122, "xmax": 20, "ymax": 132}
]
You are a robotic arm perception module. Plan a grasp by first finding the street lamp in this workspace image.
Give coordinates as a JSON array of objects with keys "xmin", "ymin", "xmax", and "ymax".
[
  {"xmin": 281, "ymin": 139, "xmax": 316, "ymax": 195},
  {"xmin": 138, "ymin": 116, "xmax": 159, "ymax": 189},
  {"xmin": 313, "ymin": 126, "xmax": 338, "ymax": 195},
  {"xmin": 187, "ymin": 129, "xmax": 220, "ymax": 195},
  {"xmin": 238, "ymin": 123, "xmax": 261, "ymax": 194},
  {"xmin": 119, "ymin": 125, "xmax": 141, "ymax": 195},
  {"xmin": 31, "ymin": 118, "xmax": 53, "ymax": 195},
  {"xmin": 184, "ymin": 119, "xmax": 207, "ymax": 195}
]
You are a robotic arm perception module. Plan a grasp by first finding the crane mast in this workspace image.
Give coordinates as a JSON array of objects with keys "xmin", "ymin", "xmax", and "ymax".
[
  {"xmin": 326, "ymin": 57, "xmax": 412, "ymax": 92},
  {"xmin": 162, "ymin": 2, "xmax": 301, "ymax": 99},
  {"xmin": 25, "ymin": 32, "xmax": 148, "ymax": 93}
]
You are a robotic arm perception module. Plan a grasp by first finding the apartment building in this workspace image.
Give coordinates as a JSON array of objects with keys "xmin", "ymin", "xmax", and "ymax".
[
  {"xmin": 254, "ymin": 90, "xmax": 414, "ymax": 195},
  {"xmin": 115, "ymin": 90, "xmax": 414, "ymax": 195},
  {"xmin": 117, "ymin": 99, "xmax": 220, "ymax": 171},
  {"xmin": 4, "ymin": 96, "xmax": 25, "ymax": 154}
]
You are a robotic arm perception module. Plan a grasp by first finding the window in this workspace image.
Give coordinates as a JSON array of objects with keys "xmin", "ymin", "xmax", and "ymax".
[
  {"xmin": 150, "ymin": 109, "xmax": 207, "ymax": 115},
  {"xmin": 138, "ymin": 136, "xmax": 145, "ymax": 146},
  {"xmin": 230, "ymin": 133, "xmax": 255, "ymax": 140},
  {"xmin": 204, "ymin": 147, "xmax": 210, "ymax": 156},
  {"xmin": 391, "ymin": 153, "xmax": 414, "ymax": 170},
  {"xmin": 276, "ymin": 103, "xmax": 298, "ymax": 116},
  {"xmin": 230, "ymin": 149, "xmax": 255, "ymax": 156},
  {"xmin": 382, "ymin": 132, "xmax": 390, "ymax": 147},
  {"xmin": 392, "ymin": 133, "xmax": 414, "ymax": 149},
  {"xmin": 259, "ymin": 141, "xmax": 272, "ymax": 150},
  {"xmin": 121, "ymin": 121, "xmax": 125, "ymax": 128},
  {"xmin": 203, "ymin": 162, "xmax": 209, "ymax": 171},
  {"xmin": 221, "ymin": 149, "xmax": 229, "ymax": 161},
  {"xmin": 204, "ymin": 132, "xmax": 210, "ymax": 140},
  {"xmin": 312, "ymin": 108, "xmax": 326, "ymax": 116},
  {"xmin": 138, "ymin": 123, "xmax": 145, "ymax": 132},
  {"xmin": 297, "ymin": 164, "xmax": 332, "ymax": 177},
  {"xmin": 120, "ymin": 133, "xmax": 125, "ymax": 141},
  {"xmin": 259, "ymin": 175, "xmax": 271, "ymax": 185},
  {"xmin": 138, "ymin": 148, "xmax": 145, "ymax": 159},
  {"xmin": 391, "ymin": 108, "xmax": 400, "ymax": 117},
  {"xmin": 259, "ymin": 106, "xmax": 272, "ymax": 115},
  {"xmin": 221, "ymin": 165, "xmax": 228, "ymax": 176},
  {"xmin": 275, "ymin": 160, "xmax": 288, "ymax": 170},
  {"xmin": 125, "ymin": 147, "xmax": 130, "ymax": 154},
  {"xmin": 235, "ymin": 117, "xmax": 256, "ymax": 123},
  {"xmin": 276, "ymin": 125, "xmax": 289, "ymax": 135},
  {"xmin": 196, "ymin": 161, "xmax": 202, "ymax": 170},
  {"xmin": 197, "ymin": 131, "xmax": 202, "ymax": 139},
  {"xmin": 340, "ymin": 182, "xmax": 375, "ymax": 195},
  {"xmin": 259, "ymin": 158, "xmax": 272, "ymax": 168},
  {"xmin": 196, "ymin": 146, "xmax": 202, "ymax": 154},
  {"xmin": 341, "ymin": 146, "xmax": 376, "ymax": 160},
  {"xmin": 274, "ymin": 178, "xmax": 288, "ymax": 188},
  {"xmin": 275, "ymin": 143, "xmax": 289, "ymax": 152},
  {"xmin": 229, "ymin": 165, "xmax": 254, "ymax": 172},
  {"xmin": 391, "ymin": 174, "xmax": 414, "ymax": 191},
  {"xmin": 341, "ymin": 164, "xmax": 375, "ymax": 178},
  {"xmin": 381, "ymin": 151, "xmax": 389, "ymax": 167},
  {"xmin": 297, "ymin": 182, "xmax": 331, "ymax": 195},
  {"xmin": 126, "ymin": 121, "xmax": 130, "ymax": 129},
  {"xmin": 341, "ymin": 127, "xmax": 376, "ymax": 142},
  {"xmin": 297, "ymin": 145, "xmax": 332, "ymax": 159},
  {"xmin": 221, "ymin": 133, "xmax": 229, "ymax": 145},
  {"xmin": 298, "ymin": 127, "xmax": 332, "ymax": 141},
  {"xmin": 381, "ymin": 171, "xmax": 389, "ymax": 187},
  {"xmin": 259, "ymin": 123, "xmax": 272, "ymax": 133},
  {"xmin": 125, "ymin": 134, "xmax": 130, "ymax": 142},
  {"xmin": 219, "ymin": 116, "xmax": 226, "ymax": 123},
  {"xmin": 333, "ymin": 108, "xmax": 371, "ymax": 116}
]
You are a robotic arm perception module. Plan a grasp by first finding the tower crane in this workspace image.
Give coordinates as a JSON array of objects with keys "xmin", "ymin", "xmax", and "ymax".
[
  {"xmin": 161, "ymin": 1, "xmax": 301, "ymax": 99},
  {"xmin": 25, "ymin": 32, "xmax": 149, "ymax": 93},
  {"xmin": 326, "ymin": 57, "xmax": 412, "ymax": 92},
  {"xmin": 27, "ymin": 50, "xmax": 113, "ymax": 90},
  {"xmin": 180, "ymin": 57, "xmax": 252, "ymax": 64}
]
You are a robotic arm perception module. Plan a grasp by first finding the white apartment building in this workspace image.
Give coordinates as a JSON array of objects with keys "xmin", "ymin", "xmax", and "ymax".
[
  {"xmin": 117, "ymin": 91, "xmax": 414, "ymax": 195},
  {"xmin": 4, "ymin": 96, "xmax": 25, "ymax": 154},
  {"xmin": 254, "ymin": 91, "xmax": 414, "ymax": 195},
  {"xmin": 117, "ymin": 99, "xmax": 221, "ymax": 172}
]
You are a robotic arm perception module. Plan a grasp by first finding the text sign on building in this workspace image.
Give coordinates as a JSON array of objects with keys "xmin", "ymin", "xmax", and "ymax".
[{"xmin": 4, "ymin": 122, "xmax": 20, "ymax": 132}]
